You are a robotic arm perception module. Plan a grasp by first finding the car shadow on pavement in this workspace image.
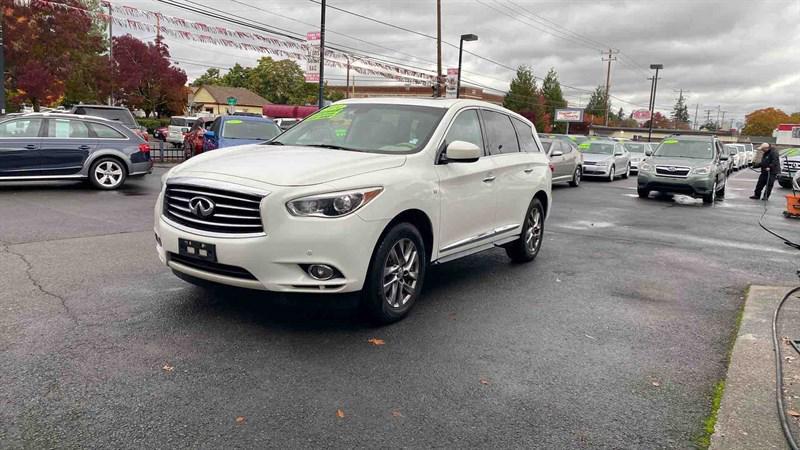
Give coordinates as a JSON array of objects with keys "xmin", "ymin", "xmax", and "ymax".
[{"xmin": 0, "ymin": 179, "xmax": 151, "ymax": 194}]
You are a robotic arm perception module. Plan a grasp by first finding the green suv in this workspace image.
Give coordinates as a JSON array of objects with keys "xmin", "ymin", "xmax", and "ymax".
[{"xmin": 637, "ymin": 135, "xmax": 728, "ymax": 204}]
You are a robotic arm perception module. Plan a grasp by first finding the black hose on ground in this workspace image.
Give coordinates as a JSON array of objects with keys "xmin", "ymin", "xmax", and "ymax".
[{"xmin": 772, "ymin": 286, "xmax": 800, "ymax": 450}]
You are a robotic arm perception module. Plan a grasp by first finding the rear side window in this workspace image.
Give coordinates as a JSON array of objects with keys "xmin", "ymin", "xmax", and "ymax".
[
  {"xmin": 47, "ymin": 119, "xmax": 90, "ymax": 138},
  {"xmin": 170, "ymin": 118, "xmax": 187, "ymax": 127},
  {"xmin": 88, "ymin": 122, "xmax": 126, "ymax": 139},
  {"xmin": 511, "ymin": 118, "xmax": 540, "ymax": 152},
  {"xmin": 443, "ymin": 109, "xmax": 484, "ymax": 154},
  {"xmin": 482, "ymin": 110, "xmax": 519, "ymax": 155},
  {"xmin": 75, "ymin": 107, "xmax": 136, "ymax": 127},
  {"xmin": 0, "ymin": 118, "xmax": 42, "ymax": 138}
]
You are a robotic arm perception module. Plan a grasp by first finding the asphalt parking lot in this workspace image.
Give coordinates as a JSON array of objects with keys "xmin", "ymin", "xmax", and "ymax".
[{"xmin": 1, "ymin": 167, "xmax": 798, "ymax": 448}]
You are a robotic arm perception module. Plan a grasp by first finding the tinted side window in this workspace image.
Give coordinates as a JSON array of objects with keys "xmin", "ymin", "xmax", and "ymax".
[
  {"xmin": 0, "ymin": 118, "xmax": 42, "ymax": 138},
  {"xmin": 88, "ymin": 122, "xmax": 126, "ymax": 139},
  {"xmin": 47, "ymin": 119, "xmax": 90, "ymax": 138},
  {"xmin": 511, "ymin": 117, "xmax": 539, "ymax": 153},
  {"xmin": 443, "ymin": 109, "xmax": 484, "ymax": 154},
  {"xmin": 482, "ymin": 110, "xmax": 519, "ymax": 155},
  {"xmin": 210, "ymin": 118, "xmax": 222, "ymax": 135}
]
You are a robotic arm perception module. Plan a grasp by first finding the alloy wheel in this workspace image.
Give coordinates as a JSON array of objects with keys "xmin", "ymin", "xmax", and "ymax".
[
  {"xmin": 574, "ymin": 168, "xmax": 581, "ymax": 186},
  {"xmin": 524, "ymin": 207, "xmax": 543, "ymax": 253},
  {"xmin": 382, "ymin": 238, "xmax": 419, "ymax": 309},
  {"xmin": 94, "ymin": 161, "xmax": 124, "ymax": 188}
]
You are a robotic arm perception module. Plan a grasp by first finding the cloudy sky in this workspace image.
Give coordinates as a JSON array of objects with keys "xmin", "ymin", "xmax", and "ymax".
[{"xmin": 118, "ymin": 0, "xmax": 800, "ymax": 127}]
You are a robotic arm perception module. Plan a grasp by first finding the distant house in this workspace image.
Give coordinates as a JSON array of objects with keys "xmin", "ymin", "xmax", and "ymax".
[{"xmin": 190, "ymin": 85, "xmax": 271, "ymax": 116}]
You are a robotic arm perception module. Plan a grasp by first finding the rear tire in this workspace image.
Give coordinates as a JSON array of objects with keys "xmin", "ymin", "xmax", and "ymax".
[
  {"xmin": 362, "ymin": 223, "xmax": 426, "ymax": 325},
  {"xmin": 637, "ymin": 188, "xmax": 650, "ymax": 199},
  {"xmin": 569, "ymin": 167, "xmax": 581, "ymax": 187},
  {"xmin": 717, "ymin": 183, "xmax": 726, "ymax": 198},
  {"xmin": 89, "ymin": 157, "xmax": 126, "ymax": 190},
  {"xmin": 780, "ymin": 180, "xmax": 792, "ymax": 189},
  {"xmin": 505, "ymin": 198, "xmax": 544, "ymax": 263}
]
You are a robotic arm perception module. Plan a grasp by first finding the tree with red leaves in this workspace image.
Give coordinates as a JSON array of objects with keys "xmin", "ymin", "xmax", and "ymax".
[
  {"xmin": 2, "ymin": 0, "xmax": 107, "ymax": 111},
  {"xmin": 112, "ymin": 35, "xmax": 187, "ymax": 117}
]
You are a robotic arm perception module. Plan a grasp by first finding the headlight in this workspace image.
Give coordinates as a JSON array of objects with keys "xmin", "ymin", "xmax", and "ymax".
[
  {"xmin": 595, "ymin": 160, "xmax": 610, "ymax": 167},
  {"xmin": 287, "ymin": 187, "xmax": 383, "ymax": 218},
  {"xmin": 692, "ymin": 165, "xmax": 712, "ymax": 175},
  {"xmin": 639, "ymin": 162, "xmax": 653, "ymax": 172}
]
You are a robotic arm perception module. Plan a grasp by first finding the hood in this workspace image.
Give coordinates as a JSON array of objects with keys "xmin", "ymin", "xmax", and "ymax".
[
  {"xmin": 647, "ymin": 157, "xmax": 712, "ymax": 168},
  {"xmin": 581, "ymin": 153, "xmax": 615, "ymax": 163},
  {"xmin": 171, "ymin": 144, "xmax": 407, "ymax": 187}
]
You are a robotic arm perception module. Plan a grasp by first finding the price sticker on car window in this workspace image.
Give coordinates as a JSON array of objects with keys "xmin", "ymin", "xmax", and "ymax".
[
  {"xmin": 227, "ymin": 120, "xmax": 243, "ymax": 125},
  {"xmin": 307, "ymin": 104, "xmax": 347, "ymax": 121},
  {"xmin": 663, "ymin": 139, "xmax": 679, "ymax": 144}
]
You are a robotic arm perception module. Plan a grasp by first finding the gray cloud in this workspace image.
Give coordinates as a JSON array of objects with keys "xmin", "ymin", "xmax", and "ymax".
[{"xmin": 122, "ymin": 0, "xmax": 800, "ymax": 123}]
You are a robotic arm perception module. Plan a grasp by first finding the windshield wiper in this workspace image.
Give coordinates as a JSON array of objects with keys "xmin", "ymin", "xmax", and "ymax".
[
  {"xmin": 304, "ymin": 144, "xmax": 361, "ymax": 152},
  {"xmin": 263, "ymin": 141, "xmax": 284, "ymax": 145}
]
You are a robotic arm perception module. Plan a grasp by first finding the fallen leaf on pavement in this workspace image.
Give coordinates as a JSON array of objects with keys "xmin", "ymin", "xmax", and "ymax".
[
  {"xmin": 785, "ymin": 356, "xmax": 796, "ymax": 362},
  {"xmin": 391, "ymin": 410, "xmax": 403, "ymax": 417},
  {"xmin": 162, "ymin": 363, "xmax": 174, "ymax": 372},
  {"xmin": 367, "ymin": 338, "xmax": 385, "ymax": 346},
  {"xmin": 235, "ymin": 416, "xmax": 246, "ymax": 424},
  {"xmin": 652, "ymin": 381, "xmax": 661, "ymax": 387},
  {"xmin": 336, "ymin": 409, "xmax": 345, "ymax": 418},
  {"xmin": 479, "ymin": 378, "xmax": 490, "ymax": 385},
  {"xmin": 788, "ymin": 410, "xmax": 800, "ymax": 417}
]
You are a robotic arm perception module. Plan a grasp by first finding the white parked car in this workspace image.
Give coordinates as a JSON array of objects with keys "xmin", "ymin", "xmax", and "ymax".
[
  {"xmin": 734, "ymin": 144, "xmax": 749, "ymax": 170},
  {"xmin": 155, "ymin": 99, "xmax": 552, "ymax": 323},
  {"xmin": 166, "ymin": 116, "xmax": 198, "ymax": 146}
]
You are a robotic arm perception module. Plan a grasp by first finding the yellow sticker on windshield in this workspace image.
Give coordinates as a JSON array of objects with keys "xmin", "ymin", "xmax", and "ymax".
[
  {"xmin": 306, "ymin": 104, "xmax": 347, "ymax": 121},
  {"xmin": 578, "ymin": 142, "xmax": 591, "ymax": 149},
  {"xmin": 663, "ymin": 139, "xmax": 679, "ymax": 144},
  {"xmin": 227, "ymin": 119, "xmax": 243, "ymax": 124}
]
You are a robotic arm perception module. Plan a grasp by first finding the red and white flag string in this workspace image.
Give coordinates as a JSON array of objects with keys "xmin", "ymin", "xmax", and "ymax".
[{"xmin": 13, "ymin": 0, "xmax": 436, "ymax": 84}]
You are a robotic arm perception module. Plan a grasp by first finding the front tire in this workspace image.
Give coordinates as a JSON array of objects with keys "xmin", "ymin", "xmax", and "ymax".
[
  {"xmin": 607, "ymin": 165, "xmax": 615, "ymax": 182},
  {"xmin": 362, "ymin": 223, "xmax": 426, "ymax": 324},
  {"xmin": 637, "ymin": 188, "xmax": 650, "ymax": 199},
  {"xmin": 702, "ymin": 181, "xmax": 718, "ymax": 204},
  {"xmin": 505, "ymin": 198, "xmax": 544, "ymax": 263},
  {"xmin": 89, "ymin": 157, "xmax": 126, "ymax": 190},
  {"xmin": 569, "ymin": 167, "xmax": 581, "ymax": 187},
  {"xmin": 622, "ymin": 164, "xmax": 630, "ymax": 179}
]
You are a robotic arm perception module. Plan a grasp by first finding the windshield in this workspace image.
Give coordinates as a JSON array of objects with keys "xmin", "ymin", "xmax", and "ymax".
[
  {"xmin": 272, "ymin": 103, "xmax": 447, "ymax": 153},
  {"xmin": 570, "ymin": 135, "xmax": 588, "ymax": 144},
  {"xmin": 579, "ymin": 141, "xmax": 615, "ymax": 155},
  {"xmin": 623, "ymin": 143, "xmax": 646, "ymax": 153},
  {"xmin": 74, "ymin": 107, "xmax": 136, "ymax": 127},
  {"xmin": 223, "ymin": 119, "xmax": 281, "ymax": 140},
  {"xmin": 170, "ymin": 118, "xmax": 188, "ymax": 127},
  {"xmin": 654, "ymin": 139, "xmax": 714, "ymax": 159}
]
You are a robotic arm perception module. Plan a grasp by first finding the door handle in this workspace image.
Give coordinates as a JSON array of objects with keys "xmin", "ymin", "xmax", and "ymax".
[
  {"xmin": 524, "ymin": 168, "xmax": 534, "ymax": 174},
  {"xmin": 24, "ymin": 144, "xmax": 37, "ymax": 150},
  {"xmin": 78, "ymin": 145, "xmax": 91, "ymax": 150},
  {"xmin": 482, "ymin": 176, "xmax": 496, "ymax": 183}
]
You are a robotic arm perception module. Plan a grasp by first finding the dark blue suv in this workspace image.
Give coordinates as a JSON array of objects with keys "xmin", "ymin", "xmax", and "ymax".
[{"xmin": 0, "ymin": 113, "xmax": 152, "ymax": 189}]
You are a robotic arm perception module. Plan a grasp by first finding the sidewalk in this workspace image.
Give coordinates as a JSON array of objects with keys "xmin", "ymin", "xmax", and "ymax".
[{"xmin": 711, "ymin": 286, "xmax": 800, "ymax": 449}]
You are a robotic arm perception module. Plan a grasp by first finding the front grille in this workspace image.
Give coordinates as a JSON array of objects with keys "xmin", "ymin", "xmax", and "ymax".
[
  {"xmin": 655, "ymin": 165, "xmax": 691, "ymax": 178},
  {"xmin": 169, "ymin": 252, "xmax": 258, "ymax": 280},
  {"xmin": 583, "ymin": 161, "xmax": 596, "ymax": 166},
  {"xmin": 163, "ymin": 183, "xmax": 264, "ymax": 235}
]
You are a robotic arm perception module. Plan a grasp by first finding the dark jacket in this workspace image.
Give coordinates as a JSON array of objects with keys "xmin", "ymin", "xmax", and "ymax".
[{"xmin": 760, "ymin": 149, "xmax": 781, "ymax": 173}]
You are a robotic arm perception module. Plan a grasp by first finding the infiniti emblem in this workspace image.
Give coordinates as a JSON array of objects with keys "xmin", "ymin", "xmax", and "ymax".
[{"xmin": 189, "ymin": 196, "xmax": 215, "ymax": 218}]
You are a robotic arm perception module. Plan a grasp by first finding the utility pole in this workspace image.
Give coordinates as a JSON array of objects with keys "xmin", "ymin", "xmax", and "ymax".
[
  {"xmin": 108, "ymin": 2, "xmax": 113, "ymax": 106},
  {"xmin": 693, "ymin": 104, "xmax": 699, "ymax": 131},
  {"xmin": 317, "ymin": 0, "xmax": 327, "ymax": 109},
  {"xmin": 715, "ymin": 105, "xmax": 721, "ymax": 130},
  {"xmin": 0, "ymin": 10, "xmax": 5, "ymax": 115},
  {"xmin": 345, "ymin": 55, "xmax": 350, "ymax": 99},
  {"xmin": 602, "ymin": 48, "xmax": 618, "ymax": 126},
  {"xmin": 646, "ymin": 64, "xmax": 662, "ymax": 142},
  {"xmin": 720, "ymin": 111, "xmax": 727, "ymax": 130},
  {"xmin": 436, "ymin": 0, "xmax": 442, "ymax": 97},
  {"xmin": 704, "ymin": 109, "xmax": 713, "ymax": 129}
]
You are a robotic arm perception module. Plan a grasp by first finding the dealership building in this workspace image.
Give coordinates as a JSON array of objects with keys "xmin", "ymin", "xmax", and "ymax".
[{"xmin": 775, "ymin": 124, "xmax": 800, "ymax": 146}]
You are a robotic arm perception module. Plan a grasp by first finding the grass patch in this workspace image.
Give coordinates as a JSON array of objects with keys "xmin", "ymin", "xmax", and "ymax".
[{"xmin": 695, "ymin": 286, "xmax": 749, "ymax": 448}]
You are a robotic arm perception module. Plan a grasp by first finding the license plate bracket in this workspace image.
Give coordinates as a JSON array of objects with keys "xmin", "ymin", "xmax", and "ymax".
[{"xmin": 178, "ymin": 238, "xmax": 217, "ymax": 262}]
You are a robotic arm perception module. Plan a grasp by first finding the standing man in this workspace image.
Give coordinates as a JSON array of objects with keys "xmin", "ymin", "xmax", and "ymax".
[{"xmin": 750, "ymin": 143, "xmax": 781, "ymax": 200}]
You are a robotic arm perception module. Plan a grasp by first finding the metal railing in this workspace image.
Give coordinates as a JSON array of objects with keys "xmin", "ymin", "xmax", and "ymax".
[{"xmin": 150, "ymin": 140, "xmax": 186, "ymax": 163}]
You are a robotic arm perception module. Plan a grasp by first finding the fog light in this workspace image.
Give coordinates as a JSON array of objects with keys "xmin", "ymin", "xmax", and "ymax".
[{"xmin": 308, "ymin": 264, "xmax": 335, "ymax": 281}]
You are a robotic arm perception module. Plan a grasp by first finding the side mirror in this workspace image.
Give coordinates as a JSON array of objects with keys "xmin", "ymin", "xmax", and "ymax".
[
  {"xmin": 443, "ymin": 140, "xmax": 481, "ymax": 163},
  {"xmin": 550, "ymin": 150, "xmax": 564, "ymax": 157},
  {"xmin": 204, "ymin": 130, "xmax": 216, "ymax": 138},
  {"xmin": 720, "ymin": 154, "xmax": 729, "ymax": 161},
  {"xmin": 614, "ymin": 151, "xmax": 624, "ymax": 156},
  {"xmin": 645, "ymin": 149, "xmax": 653, "ymax": 156}
]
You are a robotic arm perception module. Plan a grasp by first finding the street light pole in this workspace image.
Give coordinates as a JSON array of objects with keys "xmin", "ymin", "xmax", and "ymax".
[
  {"xmin": 456, "ymin": 34, "xmax": 477, "ymax": 99},
  {"xmin": 647, "ymin": 64, "xmax": 663, "ymax": 142},
  {"xmin": 317, "ymin": 0, "xmax": 326, "ymax": 109}
]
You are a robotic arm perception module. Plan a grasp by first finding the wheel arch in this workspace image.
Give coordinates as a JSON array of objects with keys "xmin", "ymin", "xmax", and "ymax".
[
  {"xmin": 85, "ymin": 149, "xmax": 132, "ymax": 175},
  {"xmin": 533, "ymin": 190, "xmax": 550, "ymax": 219},
  {"xmin": 375, "ymin": 209, "xmax": 435, "ymax": 264}
]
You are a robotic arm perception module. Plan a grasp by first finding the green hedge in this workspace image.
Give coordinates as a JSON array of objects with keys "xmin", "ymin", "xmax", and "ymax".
[{"xmin": 136, "ymin": 118, "xmax": 171, "ymax": 131}]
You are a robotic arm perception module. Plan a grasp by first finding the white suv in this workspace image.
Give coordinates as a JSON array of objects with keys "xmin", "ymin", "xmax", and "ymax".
[{"xmin": 155, "ymin": 98, "xmax": 552, "ymax": 323}]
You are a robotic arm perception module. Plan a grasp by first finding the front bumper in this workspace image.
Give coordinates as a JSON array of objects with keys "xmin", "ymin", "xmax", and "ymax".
[
  {"xmin": 630, "ymin": 159, "xmax": 642, "ymax": 170},
  {"xmin": 154, "ymin": 192, "xmax": 388, "ymax": 294},
  {"xmin": 638, "ymin": 171, "xmax": 715, "ymax": 197},
  {"xmin": 582, "ymin": 164, "xmax": 612, "ymax": 177}
]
